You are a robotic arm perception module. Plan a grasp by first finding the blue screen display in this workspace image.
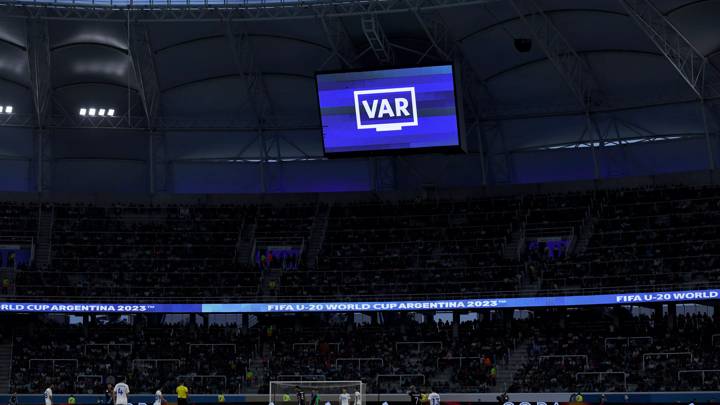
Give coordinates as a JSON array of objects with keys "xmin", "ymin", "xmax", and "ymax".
[
  {"xmin": 316, "ymin": 65, "xmax": 462, "ymax": 155},
  {"xmin": 1, "ymin": 290, "xmax": 717, "ymax": 313}
]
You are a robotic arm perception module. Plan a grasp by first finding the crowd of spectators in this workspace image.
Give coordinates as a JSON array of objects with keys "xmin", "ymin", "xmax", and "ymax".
[
  {"xmin": 1, "ymin": 185, "xmax": 719, "ymax": 299},
  {"xmin": 265, "ymin": 312, "xmax": 524, "ymax": 393},
  {"xmin": 1, "ymin": 185, "xmax": 720, "ymax": 394},
  {"xmin": 510, "ymin": 306, "xmax": 720, "ymax": 393},
  {"xmin": 10, "ymin": 316, "xmax": 254, "ymax": 395},
  {"xmin": 536, "ymin": 186, "xmax": 720, "ymax": 292},
  {"xmin": 5, "ymin": 305, "xmax": 720, "ymax": 394}
]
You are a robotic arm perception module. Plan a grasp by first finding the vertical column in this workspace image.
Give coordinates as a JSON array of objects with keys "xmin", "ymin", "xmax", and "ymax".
[
  {"xmin": 667, "ymin": 303, "xmax": 677, "ymax": 331},
  {"xmin": 241, "ymin": 313, "xmax": 249, "ymax": 334},
  {"xmin": 452, "ymin": 312, "xmax": 460, "ymax": 340}
]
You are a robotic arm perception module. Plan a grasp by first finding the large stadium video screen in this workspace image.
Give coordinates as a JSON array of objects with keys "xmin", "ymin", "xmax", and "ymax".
[{"xmin": 316, "ymin": 65, "xmax": 464, "ymax": 156}]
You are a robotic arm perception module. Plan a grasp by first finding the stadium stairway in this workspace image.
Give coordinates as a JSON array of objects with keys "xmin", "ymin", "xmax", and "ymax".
[
  {"xmin": 305, "ymin": 203, "xmax": 331, "ymax": 269},
  {"xmin": 0, "ymin": 343, "xmax": 12, "ymax": 393},
  {"xmin": 571, "ymin": 194, "xmax": 604, "ymax": 256},
  {"xmin": 495, "ymin": 340, "xmax": 529, "ymax": 391},
  {"xmin": 35, "ymin": 206, "xmax": 54, "ymax": 269},
  {"xmin": 235, "ymin": 221, "xmax": 257, "ymax": 265},
  {"xmin": 503, "ymin": 227, "xmax": 526, "ymax": 261}
]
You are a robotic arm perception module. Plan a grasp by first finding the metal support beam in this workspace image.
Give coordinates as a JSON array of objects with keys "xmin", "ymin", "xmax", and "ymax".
[
  {"xmin": 510, "ymin": 0, "xmax": 606, "ymax": 178},
  {"xmin": 128, "ymin": 22, "xmax": 162, "ymax": 129},
  {"xmin": 34, "ymin": 129, "xmax": 52, "ymax": 192},
  {"xmin": 700, "ymin": 101, "xmax": 716, "ymax": 170},
  {"xmin": 225, "ymin": 18, "xmax": 273, "ymax": 174},
  {"xmin": 361, "ymin": 15, "xmax": 395, "ymax": 64},
  {"xmin": 26, "ymin": 18, "xmax": 52, "ymax": 129},
  {"xmin": 319, "ymin": 15, "xmax": 356, "ymax": 69},
  {"xmin": 225, "ymin": 19, "xmax": 319, "ymax": 186},
  {"xmin": 409, "ymin": 10, "xmax": 509, "ymax": 183},
  {"xmin": 408, "ymin": 9, "xmax": 450, "ymax": 64},
  {"xmin": 26, "ymin": 17, "xmax": 53, "ymax": 192},
  {"xmin": 225, "ymin": 20, "xmax": 275, "ymax": 126},
  {"xmin": 509, "ymin": 0, "xmax": 603, "ymax": 109},
  {"xmin": 0, "ymin": 0, "xmax": 503, "ymax": 22},
  {"xmin": 619, "ymin": 0, "xmax": 720, "ymax": 100},
  {"xmin": 619, "ymin": 0, "xmax": 720, "ymax": 170}
]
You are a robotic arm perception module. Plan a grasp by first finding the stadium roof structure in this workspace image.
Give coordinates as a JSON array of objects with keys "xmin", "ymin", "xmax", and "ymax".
[{"xmin": 0, "ymin": 0, "xmax": 718, "ymax": 193}]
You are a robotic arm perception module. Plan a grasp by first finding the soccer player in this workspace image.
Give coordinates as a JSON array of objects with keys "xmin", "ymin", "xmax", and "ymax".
[
  {"xmin": 176, "ymin": 380, "xmax": 189, "ymax": 405},
  {"xmin": 339, "ymin": 389, "xmax": 351, "ymax": 405},
  {"xmin": 105, "ymin": 384, "xmax": 113, "ymax": 405},
  {"xmin": 353, "ymin": 389, "xmax": 361, "ymax": 405},
  {"xmin": 153, "ymin": 389, "xmax": 165, "ymax": 405},
  {"xmin": 310, "ymin": 391, "xmax": 320, "ymax": 405},
  {"xmin": 408, "ymin": 387, "xmax": 420, "ymax": 405},
  {"xmin": 44, "ymin": 384, "xmax": 54, "ymax": 405},
  {"xmin": 428, "ymin": 389, "xmax": 440, "ymax": 405},
  {"xmin": 113, "ymin": 378, "xmax": 130, "ymax": 405},
  {"xmin": 295, "ymin": 386, "xmax": 305, "ymax": 405}
]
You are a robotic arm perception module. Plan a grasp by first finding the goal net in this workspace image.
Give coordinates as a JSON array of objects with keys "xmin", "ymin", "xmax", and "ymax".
[{"xmin": 269, "ymin": 381, "xmax": 365, "ymax": 405}]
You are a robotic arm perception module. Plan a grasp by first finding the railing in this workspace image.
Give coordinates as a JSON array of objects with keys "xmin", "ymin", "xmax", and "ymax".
[
  {"xmin": 276, "ymin": 375, "xmax": 326, "ymax": 382},
  {"xmin": 292, "ymin": 343, "xmax": 316, "ymax": 351},
  {"xmin": 290, "ymin": 342, "xmax": 341, "ymax": 352},
  {"xmin": 322, "ymin": 239, "xmax": 505, "ymax": 253},
  {"xmin": 604, "ymin": 336, "xmax": 653, "ymax": 351},
  {"xmin": 375, "ymin": 374, "xmax": 425, "ymax": 389},
  {"xmin": 642, "ymin": 352, "xmax": 693, "ymax": 370},
  {"xmin": 335, "ymin": 358, "xmax": 383, "ymax": 368},
  {"xmin": 132, "ymin": 359, "xmax": 180, "ymax": 370},
  {"xmin": 436, "ymin": 357, "xmax": 485, "ymax": 368},
  {"xmin": 178, "ymin": 375, "xmax": 227, "ymax": 391},
  {"xmin": 677, "ymin": 369, "xmax": 720, "ymax": 386},
  {"xmin": 712, "ymin": 334, "xmax": 720, "ymax": 345},
  {"xmin": 575, "ymin": 371, "xmax": 628, "ymax": 391},
  {"xmin": 76, "ymin": 374, "xmax": 103, "ymax": 388},
  {"xmin": 395, "ymin": 341, "xmax": 442, "ymax": 352},
  {"xmin": 538, "ymin": 355, "xmax": 588, "ymax": 367},
  {"xmin": 28, "ymin": 359, "xmax": 79, "ymax": 376},
  {"xmin": 525, "ymin": 226, "xmax": 575, "ymax": 238},
  {"xmin": 189, "ymin": 344, "xmax": 236, "ymax": 353},
  {"xmin": 84, "ymin": 343, "xmax": 133, "ymax": 355}
]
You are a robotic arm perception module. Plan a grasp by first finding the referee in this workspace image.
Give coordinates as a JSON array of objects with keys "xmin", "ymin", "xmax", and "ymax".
[{"xmin": 176, "ymin": 380, "xmax": 189, "ymax": 405}]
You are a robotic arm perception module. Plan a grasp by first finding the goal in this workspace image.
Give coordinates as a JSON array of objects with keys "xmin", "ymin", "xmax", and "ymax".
[{"xmin": 269, "ymin": 381, "xmax": 365, "ymax": 405}]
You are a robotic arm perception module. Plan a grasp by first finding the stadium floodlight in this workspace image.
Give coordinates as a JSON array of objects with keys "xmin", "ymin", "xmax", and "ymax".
[
  {"xmin": 107, "ymin": 109, "xmax": 115, "ymax": 116},
  {"xmin": 88, "ymin": 108, "xmax": 96, "ymax": 116},
  {"xmin": 4, "ymin": 106, "xmax": 12, "ymax": 113},
  {"xmin": 0, "ymin": 106, "xmax": 3, "ymax": 113},
  {"xmin": 79, "ymin": 108, "xmax": 87, "ymax": 116},
  {"xmin": 98, "ymin": 108, "xmax": 106, "ymax": 116}
]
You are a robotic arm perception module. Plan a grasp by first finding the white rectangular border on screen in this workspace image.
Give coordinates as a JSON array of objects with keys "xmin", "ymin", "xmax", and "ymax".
[{"xmin": 353, "ymin": 87, "xmax": 418, "ymax": 131}]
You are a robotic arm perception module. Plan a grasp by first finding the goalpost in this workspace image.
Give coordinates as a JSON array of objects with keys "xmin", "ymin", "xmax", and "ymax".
[{"xmin": 269, "ymin": 381, "xmax": 366, "ymax": 405}]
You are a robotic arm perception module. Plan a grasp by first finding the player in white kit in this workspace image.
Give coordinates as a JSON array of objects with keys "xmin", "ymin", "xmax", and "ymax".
[
  {"xmin": 153, "ymin": 390, "xmax": 165, "ymax": 405},
  {"xmin": 428, "ymin": 389, "xmax": 440, "ymax": 405},
  {"xmin": 353, "ymin": 390, "xmax": 361, "ymax": 405},
  {"xmin": 113, "ymin": 379, "xmax": 130, "ymax": 405},
  {"xmin": 44, "ymin": 384, "xmax": 54, "ymax": 405},
  {"xmin": 339, "ymin": 389, "xmax": 351, "ymax": 405}
]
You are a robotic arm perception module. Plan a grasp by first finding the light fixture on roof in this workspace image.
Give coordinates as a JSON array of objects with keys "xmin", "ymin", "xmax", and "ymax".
[
  {"xmin": 0, "ymin": 105, "xmax": 13, "ymax": 114},
  {"xmin": 80, "ymin": 106, "xmax": 115, "ymax": 117}
]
